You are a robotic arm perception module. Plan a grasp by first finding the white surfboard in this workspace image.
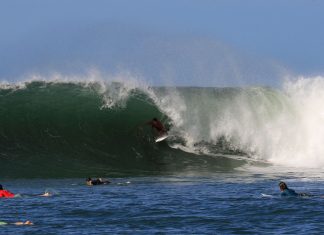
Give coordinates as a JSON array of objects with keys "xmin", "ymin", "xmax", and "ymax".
[
  {"xmin": 261, "ymin": 193, "xmax": 274, "ymax": 198},
  {"xmin": 155, "ymin": 134, "xmax": 168, "ymax": 143}
]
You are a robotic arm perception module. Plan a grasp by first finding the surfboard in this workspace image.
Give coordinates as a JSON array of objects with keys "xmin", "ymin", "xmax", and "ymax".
[
  {"xmin": 155, "ymin": 134, "xmax": 168, "ymax": 143},
  {"xmin": 261, "ymin": 193, "xmax": 274, "ymax": 198}
]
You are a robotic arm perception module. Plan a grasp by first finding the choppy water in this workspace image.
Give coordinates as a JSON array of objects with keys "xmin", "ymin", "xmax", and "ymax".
[
  {"xmin": 1, "ymin": 171, "xmax": 324, "ymax": 234},
  {"xmin": 1, "ymin": 78, "xmax": 324, "ymax": 233}
]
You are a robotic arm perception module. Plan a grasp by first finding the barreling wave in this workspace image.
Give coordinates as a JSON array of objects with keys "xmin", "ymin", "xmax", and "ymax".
[
  {"xmin": 0, "ymin": 80, "xmax": 245, "ymax": 178},
  {"xmin": 1, "ymin": 75, "xmax": 324, "ymax": 178}
]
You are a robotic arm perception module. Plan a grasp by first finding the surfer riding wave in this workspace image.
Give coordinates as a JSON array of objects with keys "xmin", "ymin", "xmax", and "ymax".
[{"xmin": 147, "ymin": 118, "xmax": 167, "ymax": 137}]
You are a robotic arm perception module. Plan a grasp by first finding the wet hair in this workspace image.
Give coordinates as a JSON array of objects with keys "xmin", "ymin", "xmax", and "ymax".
[
  {"xmin": 153, "ymin": 118, "xmax": 158, "ymax": 121},
  {"xmin": 0, "ymin": 184, "xmax": 2, "ymax": 190},
  {"xmin": 279, "ymin": 181, "xmax": 288, "ymax": 189},
  {"xmin": 86, "ymin": 178, "xmax": 91, "ymax": 181}
]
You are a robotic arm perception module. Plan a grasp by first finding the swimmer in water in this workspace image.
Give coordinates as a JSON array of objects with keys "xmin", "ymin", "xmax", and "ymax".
[
  {"xmin": 86, "ymin": 178, "xmax": 110, "ymax": 186},
  {"xmin": 0, "ymin": 184, "xmax": 15, "ymax": 198},
  {"xmin": 0, "ymin": 221, "xmax": 33, "ymax": 226},
  {"xmin": 279, "ymin": 182, "xmax": 310, "ymax": 197},
  {"xmin": 13, "ymin": 221, "xmax": 33, "ymax": 226}
]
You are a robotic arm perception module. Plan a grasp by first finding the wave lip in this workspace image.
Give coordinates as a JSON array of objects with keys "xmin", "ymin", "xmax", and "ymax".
[{"xmin": 1, "ymin": 76, "xmax": 324, "ymax": 177}]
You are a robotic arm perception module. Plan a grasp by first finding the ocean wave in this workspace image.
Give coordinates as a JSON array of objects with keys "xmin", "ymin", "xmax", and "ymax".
[{"xmin": 1, "ymin": 75, "xmax": 324, "ymax": 177}]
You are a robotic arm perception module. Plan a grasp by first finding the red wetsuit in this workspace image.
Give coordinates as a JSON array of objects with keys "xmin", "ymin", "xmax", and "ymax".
[
  {"xmin": 149, "ymin": 119, "xmax": 166, "ymax": 134},
  {"xmin": 0, "ymin": 190, "xmax": 15, "ymax": 198}
]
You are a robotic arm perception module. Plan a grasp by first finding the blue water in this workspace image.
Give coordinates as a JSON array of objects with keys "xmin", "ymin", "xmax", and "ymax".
[
  {"xmin": 1, "ymin": 172, "xmax": 324, "ymax": 234},
  {"xmin": 1, "ymin": 81, "xmax": 324, "ymax": 234}
]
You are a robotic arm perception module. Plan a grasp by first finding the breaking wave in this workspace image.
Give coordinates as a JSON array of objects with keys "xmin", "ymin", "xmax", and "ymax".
[{"xmin": 1, "ymin": 75, "xmax": 324, "ymax": 177}]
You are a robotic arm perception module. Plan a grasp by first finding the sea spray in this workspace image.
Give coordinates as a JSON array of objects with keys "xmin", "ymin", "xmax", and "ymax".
[
  {"xmin": 267, "ymin": 77, "xmax": 324, "ymax": 167},
  {"xmin": 149, "ymin": 77, "xmax": 324, "ymax": 168},
  {"xmin": 1, "ymin": 75, "xmax": 324, "ymax": 178}
]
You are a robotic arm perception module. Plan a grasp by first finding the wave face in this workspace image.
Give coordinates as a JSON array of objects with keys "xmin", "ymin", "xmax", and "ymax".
[{"xmin": 1, "ymin": 77, "xmax": 324, "ymax": 178}]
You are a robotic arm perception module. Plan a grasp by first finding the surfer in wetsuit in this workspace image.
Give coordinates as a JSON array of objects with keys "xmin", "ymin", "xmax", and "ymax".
[
  {"xmin": 86, "ymin": 178, "xmax": 110, "ymax": 186},
  {"xmin": 279, "ymin": 182, "xmax": 310, "ymax": 197},
  {"xmin": 147, "ymin": 118, "xmax": 167, "ymax": 136},
  {"xmin": 0, "ymin": 184, "xmax": 15, "ymax": 198}
]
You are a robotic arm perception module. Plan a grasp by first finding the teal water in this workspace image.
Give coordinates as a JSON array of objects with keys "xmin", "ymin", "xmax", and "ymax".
[
  {"xmin": 0, "ymin": 81, "xmax": 253, "ymax": 178},
  {"xmin": 1, "ymin": 80, "xmax": 324, "ymax": 234}
]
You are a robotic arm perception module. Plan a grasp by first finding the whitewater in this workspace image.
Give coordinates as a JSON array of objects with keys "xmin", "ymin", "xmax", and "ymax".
[
  {"xmin": 2, "ymin": 74, "xmax": 324, "ymax": 234},
  {"xmin": 1, "ymin": 74, "xmax": 324, "ymax": 178}
]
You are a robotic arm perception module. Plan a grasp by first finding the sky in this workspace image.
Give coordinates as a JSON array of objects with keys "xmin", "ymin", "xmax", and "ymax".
[{"xmin": 1, "ymin": 0, "xmax": 324, "ymax": 87}]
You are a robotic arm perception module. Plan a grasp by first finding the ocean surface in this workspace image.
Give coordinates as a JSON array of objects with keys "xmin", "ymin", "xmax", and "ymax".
[
  {"xmin": 2, "ymin": 174, "xmax": 324, "ymax": 234},
  {"xmin": 1, "ymin": 79, "xmax": 324, "ymax": 234}
]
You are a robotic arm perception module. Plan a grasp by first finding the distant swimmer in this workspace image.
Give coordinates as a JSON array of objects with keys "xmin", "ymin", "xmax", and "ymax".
[
  {"xmin": 0, "ymin": 184, "xmax": 15, "ymax": 198},
  {"xmin": 279, "ymin": 182, "xmax": 310, "ymax": 197},
  {"xmin": 40, "ymin": 192, "xmax": 52, "ymax": 197},
  {"xmin": 0, "ymin": 220, "xmax": 33, "ymax": 226},
  {"xmin": 13, "ymin": 221, "xmax": 33, "ymax": 226},
  {"xmin": 147, "ymin": 118, "xmax": 167, "ymax": 136},
  {"xmin": 86, "ymin": 178, "xmax": 110, "ymax": 186}
]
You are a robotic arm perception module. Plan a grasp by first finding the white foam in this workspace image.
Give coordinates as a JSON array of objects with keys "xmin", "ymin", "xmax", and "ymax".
[
  {"xmin": 153, "ymin": 76, "xmax": 324, "ymax": 169},
  {"xmin": 3, "ymin": 71, "xmax": 324, "ymax": 169},
  {"xmin": 266, "ymin": 76, "xmax": 324, "ymax": 167}
]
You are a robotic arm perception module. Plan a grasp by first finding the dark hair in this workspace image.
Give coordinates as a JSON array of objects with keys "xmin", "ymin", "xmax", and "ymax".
[
  {"xmin": 279, "ymin": 181, "xmax": 287, "ymax": 189},
  {"xmin": 153, "ymin": 118, "xmax": 158, "ymax": 121},
  {"xmin": 0, "ymin": 184, "xmax": 3, "ymax": 190}
]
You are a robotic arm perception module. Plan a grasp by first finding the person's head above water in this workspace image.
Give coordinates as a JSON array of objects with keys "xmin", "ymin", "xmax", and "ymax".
[
  {"xmin": 279, "ymin": 182, "xmax": 288, "ymax": 191},
  {"xmin": 0, "ymin": 184, "xmax": 3, "ymax": 190},
  {"xmin": 153, "ymin": 118, "xmax": 158, "ymax": 122}
]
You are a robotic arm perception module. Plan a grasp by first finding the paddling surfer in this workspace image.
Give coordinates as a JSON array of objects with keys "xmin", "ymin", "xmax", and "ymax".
[
  {"xmin": 86, "ymin": 178, "xmax": 110, "ymax": 186},
  {"xmin": 0, "ymin": 220, "xmax": 33, "ymax": 226},
  {"xmin": 0, "ymin": 184, "xmax": 15, "ymax": 198},
  {"xmin": 279, "ymin": 182, "xmax": 310, "ymax": 197}
]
